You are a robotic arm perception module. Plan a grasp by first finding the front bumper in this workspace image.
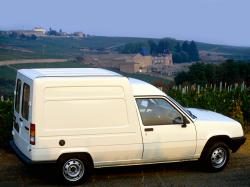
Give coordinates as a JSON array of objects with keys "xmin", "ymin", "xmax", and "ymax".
[{"xmin": 230, "ymin": 136, "xmax": 246, "ymax": 152}]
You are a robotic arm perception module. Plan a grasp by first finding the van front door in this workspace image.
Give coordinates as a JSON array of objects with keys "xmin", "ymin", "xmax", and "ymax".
[{"xmin": 136, "ymin": 97, "xmax": 196, "ymax": 162}]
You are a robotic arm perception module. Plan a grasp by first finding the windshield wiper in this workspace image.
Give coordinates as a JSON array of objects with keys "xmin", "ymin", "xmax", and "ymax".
[{"xmin": 186, "ymin": 109, "xmax": 197, "ymax": 119}]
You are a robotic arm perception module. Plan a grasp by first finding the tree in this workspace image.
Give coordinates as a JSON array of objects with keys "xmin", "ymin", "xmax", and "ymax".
[
  {"xmin": 174, "ymin": 43, "xmax": 181, "ymax": 52},
  {"xmin": 30, "ymin": 34, "xmax": 37, "ymax": 40},
  {"xmin": 205, "ymin": 64, "xmax": 217, "ymax": 83},
  {"xmin": 147, "ymin": 40, "xmax": 158, "ymax": 55},
  {"xmin": 174, "ymin": 60, "xmax": 250, "ymax": 86},
  {"xmin": 157, "ymin": 39, "xmax": 170, "ymax": 54},
  {"xmin": 173, "ymin": 52, "xmax": 183, "ymax": 63},
  {"xmin": 182, "ymin": 41, "xmax": 189, "ymax": 52},
  {"xmin": 19, "ymin": 33, "xmax": 26, "ymax": 40},
  {"xmin": 189, "ymin": 41, "xmax": 199, "ymax": 61},
  {"xmin": 47, "ymin": 28, "xmax": 58, "ymax": 36},
  {"xmin": 175, "ymin": 72, "xmax": 189, "ymax": 85},
  {"xmin": 9, "ymin": 32, "xmax": 18, "ymax": 38},
  {"xmin": 120, "ymin": 42, "xmax": 148, "ymax": 54}
]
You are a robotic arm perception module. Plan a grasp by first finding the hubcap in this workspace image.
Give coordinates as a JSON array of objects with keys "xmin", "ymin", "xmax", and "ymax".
[
  {"xmin": 63, "ymin": 158, "xmax": 84, "ymax": 182},
  {"xmin": 211, "ymin": 147, "xmax": 227, "ymax": 168}
]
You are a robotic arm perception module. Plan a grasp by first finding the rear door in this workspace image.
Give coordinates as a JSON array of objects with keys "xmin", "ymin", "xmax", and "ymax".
[
  {"xmin": 13, "ymin": 78, "xmax": 32, "ymax": 146},
  {"xmin": 13, "ymin": 79, "xmax": 21, "ymax": 133}
]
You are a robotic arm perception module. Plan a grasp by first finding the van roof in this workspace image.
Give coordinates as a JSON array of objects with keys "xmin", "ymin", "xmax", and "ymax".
[
  {"xmin": 128, "ymin": 78, "xmax": 166, "ymax": 96},
  {"xmin": 18, "ymin": 68, "xmax": 121, "ymax": 79},
  {"xmin": 18, "ymin": 68, "xmax": 166, "ymax": 96}
]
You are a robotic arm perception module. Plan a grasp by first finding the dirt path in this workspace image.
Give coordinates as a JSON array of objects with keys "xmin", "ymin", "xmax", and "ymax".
[
  {"xmin": 0, "ymin": 134, "xmax": 249, "ymax": 186},
  {"xmin": 0, "ymin": 59, "xmax": 68, "ymax": 66}
]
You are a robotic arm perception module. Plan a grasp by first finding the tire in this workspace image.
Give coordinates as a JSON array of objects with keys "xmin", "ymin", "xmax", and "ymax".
[
  {"xmin": 201, "ymin": 141, "xmax": 230, "ymax": 172},
  {"xmin": 58, "ymin": 154, "xmax": 92, "ymax": 185}
]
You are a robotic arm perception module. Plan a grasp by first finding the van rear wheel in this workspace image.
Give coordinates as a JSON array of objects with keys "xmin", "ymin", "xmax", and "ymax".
[{"xmin": 58, "ymin": 155, "xmax": 91, "ymax": 184}]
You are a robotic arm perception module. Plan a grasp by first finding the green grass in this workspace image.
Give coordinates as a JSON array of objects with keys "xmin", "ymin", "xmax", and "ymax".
[
  {"xmin": 197, "ymin": 42, "xmax": 250, "ymax": 61},
  {"xmin": 1, "ymin": 35, "xmax": 250, "ymax": 61},
  {"xmin": 122, "ymin": 72, "xmax": 168, "ymax": 84},
  {"xmin": 0, "ymin": 65, "xmax": 16, "ymax": 97},
  {"xmin": 104, "ymin": 68, "xmax": 169, "ymax": 84},
  {"xmin": 11, "ymin": 61, "xmax": 88, "ymax": 70},
  {"xmin": 0, "ymin": 61, "xmax": 89, "ymax": 97},
  {"xmin": 0, "ymin": 35, "xmax": 154, "ymax": 61},
  {"xmin": 0, "ymin": 66, "xmax": 16, "ymax": 80},
  {"xmin": 0, "ymin": 61, "xmax": 169, "ymax": 98},
  {"xmin": 0, "ymin": 61, "xmax": 89, "ymax": 81}
]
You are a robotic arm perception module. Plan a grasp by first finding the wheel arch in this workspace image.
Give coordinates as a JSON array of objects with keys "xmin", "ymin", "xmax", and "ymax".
[
  {"xmin": 200, "ymin": 135, "xmax": 232, "ymax": 159},
  {"xmin": 57, "ymin": 152, "xmax": 94, "ymax": 168}
]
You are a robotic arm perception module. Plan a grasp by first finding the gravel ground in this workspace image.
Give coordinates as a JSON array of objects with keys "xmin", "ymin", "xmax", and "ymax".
[{"xmin": 0, "ymin": 133, "xmax": 249, "ymax": 187}]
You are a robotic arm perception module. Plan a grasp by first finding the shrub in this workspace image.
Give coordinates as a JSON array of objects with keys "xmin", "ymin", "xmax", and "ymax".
[
  {"xmin": 0, "ymin": 100, "xmax": 13, "ymax": 148},
  {"xmin": 167, "ymin": 87, "xmax": 250, "ymax": 129}
]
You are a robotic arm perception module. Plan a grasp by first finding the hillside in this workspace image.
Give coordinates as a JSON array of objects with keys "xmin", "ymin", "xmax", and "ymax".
[
  {"xmin": 1, "ymin": 34, "xmax": 250, "ymax": 62},
  {"xmin": 197, "ymin": 42, "xmax": 250, "ymax": 61},
  {"xmin": 0, "ymin": 35, "xmax": 156, "ymax": 61}
]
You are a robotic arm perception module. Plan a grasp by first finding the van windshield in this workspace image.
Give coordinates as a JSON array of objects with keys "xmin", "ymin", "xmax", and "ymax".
[{"xmin": 166, "ymin": 95, "xmax": 197, "ymax": 120}]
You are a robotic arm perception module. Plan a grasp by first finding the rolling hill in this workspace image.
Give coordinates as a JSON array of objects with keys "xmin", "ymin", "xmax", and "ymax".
[{"xmin": 1, "ymin": 34, "xmax": 250, "ymax": 62}]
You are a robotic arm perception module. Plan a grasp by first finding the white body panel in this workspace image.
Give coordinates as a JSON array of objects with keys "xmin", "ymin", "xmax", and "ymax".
[
  {"xmin": 187, "ymin": 108, "xmax": 244, "ymax": 158},
  {"xmin": 33, "ymin": 76, "xmax": 143, "ymax": 165},
  {"xmin": 12, "ymin": 68, "xmax": 244, "ymax": 168}
]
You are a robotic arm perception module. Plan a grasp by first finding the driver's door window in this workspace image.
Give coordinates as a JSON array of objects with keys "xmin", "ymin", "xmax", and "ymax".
[{"xmin": 136, "ymin": 98, "xmax": 183, "ymax": 126}]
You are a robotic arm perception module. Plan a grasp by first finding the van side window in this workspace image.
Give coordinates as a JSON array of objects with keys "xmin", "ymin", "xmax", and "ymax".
[
  {"xmin": 15, "ymin": 79, "xmax": 22, "ymax": 113},
  {"xmin": 21, "ymin": 83, "xmax": 30, "ymax": 120},
  {"xmin": 136, "ymin": 98, "xmax": 183, "ymax": 126}
]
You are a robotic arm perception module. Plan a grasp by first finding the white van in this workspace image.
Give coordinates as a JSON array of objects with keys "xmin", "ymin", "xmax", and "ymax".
[{"xmin": 11, "ymin": 68, "xmax": 246, "ymax": 184}]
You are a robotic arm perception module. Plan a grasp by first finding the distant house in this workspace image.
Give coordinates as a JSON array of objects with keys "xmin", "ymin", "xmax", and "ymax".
[
  {"xmin": 33, "ymin": 27, "xmax": 46, "ymax": 35},
  {"xmin": 120, "ymin": 49, "xmax": 173, "ymax": 74},
  {"xmin": 152, "ymin": 53, "xmax": 173, "ymax": 73},
  {"xmin": 120, "ymin": 62, "xmax": 141, "ymax": 73},
  {"xmin": 73, "ymin": 32, "xmax": 85, "ymax": 37},
  {"xmin": 10, "ymin": 27, "xmax": 46, "ymax": 37}
]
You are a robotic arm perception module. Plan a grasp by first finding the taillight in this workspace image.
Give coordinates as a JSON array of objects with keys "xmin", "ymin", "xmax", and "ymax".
[{"xmin": 30, "ymin": 123, "xmax": 35, "ymax": 145}]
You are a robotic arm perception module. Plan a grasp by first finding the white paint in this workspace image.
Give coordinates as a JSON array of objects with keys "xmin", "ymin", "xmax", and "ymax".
[{"xmin": 12, "ymin": 68, "xmax": 244, "ymax": 168}]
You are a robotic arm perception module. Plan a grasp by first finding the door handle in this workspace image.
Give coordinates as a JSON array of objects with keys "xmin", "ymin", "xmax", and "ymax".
[
  {"xmin": 145, "ymin": 128, "xmax": 154, "ymax": 132},
  {"xmin": 19, "ymin": 118, "xmax": 23, "ymax": 122},
  {"xmin": 24, "ymin": 126, "xmax": 29, "ymax": 131}
]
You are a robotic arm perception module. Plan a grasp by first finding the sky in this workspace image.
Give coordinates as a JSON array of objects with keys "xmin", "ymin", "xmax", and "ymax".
[{"xmin": 0, "ymin": 0, "xmax": 249, "ymax": 46}]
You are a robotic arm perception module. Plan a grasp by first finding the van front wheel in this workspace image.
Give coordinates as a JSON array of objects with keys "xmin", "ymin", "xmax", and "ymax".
[
  {"xmin": 201, "ymin": 142, "xmax": 230, "ymax": 172},
  {"xmin": 58, "ymin": 155, "xmax": 91, "ymax": 184}
]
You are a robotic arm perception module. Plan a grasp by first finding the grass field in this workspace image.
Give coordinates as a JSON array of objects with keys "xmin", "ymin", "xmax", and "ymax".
[
  {"xmin": 0, "ymin": 61, "xmax": 89, "ymax": 97},
  {"xmin": 1, "ymin": 35, "xmax": 250, "ymax": 61},
  {"xmin": 0, "ymin": 35, "xmax": 154, "ymax": 61},
  {"xmin": 0, "ymin": 61, "xmax": 169, "ymax": 98},
  {"xmin": 197, "ymin": 42, "xmax": 250, "ymax": 61}
]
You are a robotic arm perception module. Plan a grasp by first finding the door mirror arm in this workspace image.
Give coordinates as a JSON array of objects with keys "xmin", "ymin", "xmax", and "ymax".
[{"xmin": 181, "ymin": 116, "xmax": 189, "ymax": 128}]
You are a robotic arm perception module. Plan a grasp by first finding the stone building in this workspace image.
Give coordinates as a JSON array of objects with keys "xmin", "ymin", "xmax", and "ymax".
[
  {"xmin": 73, "ymin": 32, "xmax": 85, "ymax": 37},
  {"xmin": 33, "ymin": 27, "xmax": 46, "ymax": 35},
  {"xmin": 119, "ymin": 53, "xmax": 152, "ymax": 73},
  {"xmin": 119, "ymin": 52, "xmax": 173, "ymax": 74},
  {"xmin": 132, "ymin": 53, "xmax": 152, "ymax": 72},
  {"xmin": 120, "ymin": 62, "xmax": 141, "ymax": 73},
  {"xmin": 151, "ymin": 53, "xmax": 173, "ymax": 73},
  {"xmin": 10, "ymin": 27, "xmax": 46, "ymax": 37}
]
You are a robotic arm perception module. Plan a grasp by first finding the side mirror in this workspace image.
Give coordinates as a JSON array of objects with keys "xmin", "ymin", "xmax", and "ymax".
[{"xmin": 181, "ymin": 117, "xmax": 190, "ymax": 128}]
